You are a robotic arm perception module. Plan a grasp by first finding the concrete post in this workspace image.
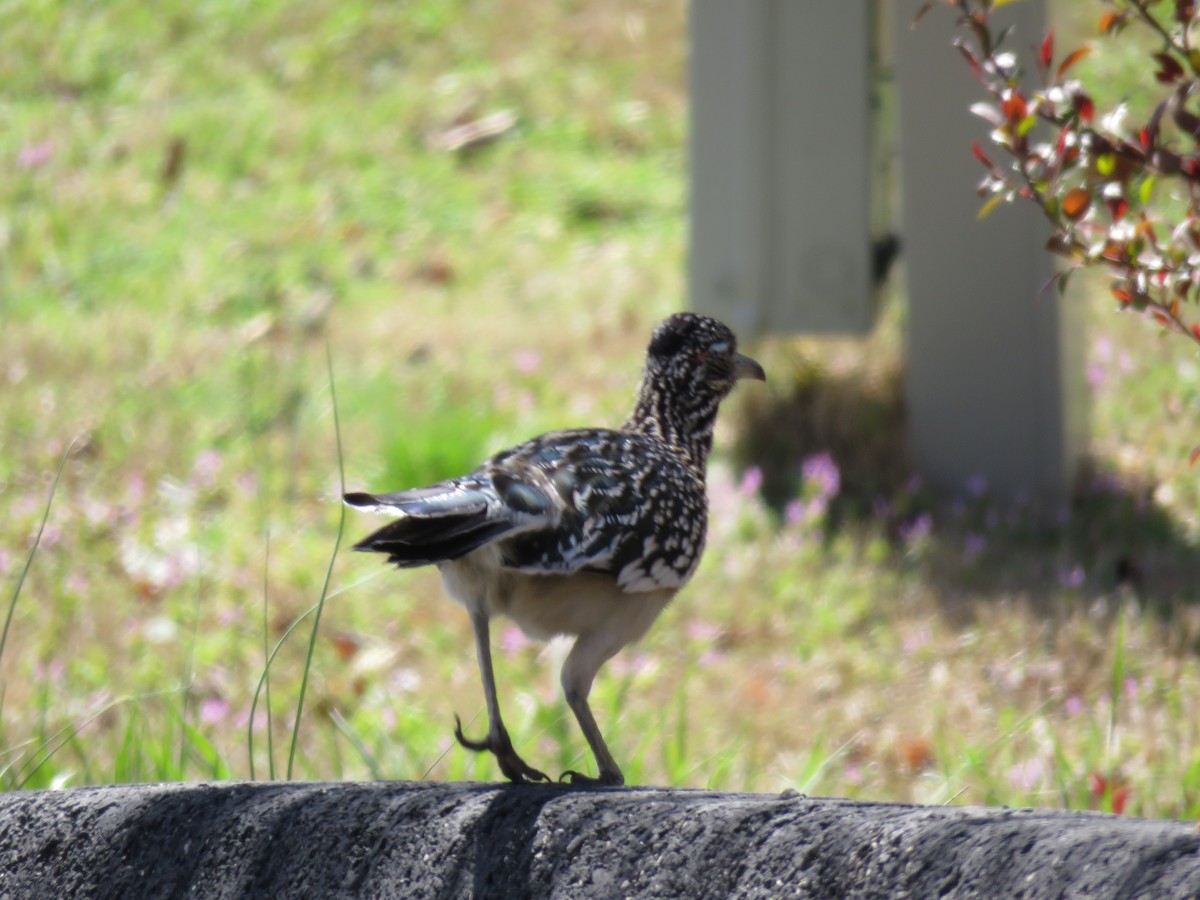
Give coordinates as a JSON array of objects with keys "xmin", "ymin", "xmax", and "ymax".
[
  {"xmin": 689, "ymin": 0, "xmax": 878, "ymax": 336},
  {"xmin": 893, "ymin": 0, "xmax": 1083, "ymax": 499},
  {"xmin": 689, "ymin": 0, "xmax": 1084, "ymax": 500}
]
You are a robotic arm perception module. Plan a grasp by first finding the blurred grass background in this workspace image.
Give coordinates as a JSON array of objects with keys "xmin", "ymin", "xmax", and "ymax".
[{"xmin": 3, "ymin": 0, "xmax": 1200, "ymax": 817}]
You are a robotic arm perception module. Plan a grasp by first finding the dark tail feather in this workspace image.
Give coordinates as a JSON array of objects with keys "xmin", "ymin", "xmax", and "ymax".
[
  {"xmin": 346, "ymin": 485, "xmax": 514, "ymax": 566},
  {"xmin": 353, "ymin": 515, "xmax": 514, "ymax": 567}
]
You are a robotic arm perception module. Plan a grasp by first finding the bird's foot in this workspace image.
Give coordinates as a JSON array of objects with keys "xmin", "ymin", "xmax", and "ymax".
[
  {"xmin": 453, "ymin": 714, "xmax": 550, "ymax": 784},
  {"xmin": 559, "ymin": 768, "xmax": 624, "ymax": 787}
]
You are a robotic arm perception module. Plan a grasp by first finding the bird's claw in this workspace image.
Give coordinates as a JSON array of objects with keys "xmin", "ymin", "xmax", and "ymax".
[
  {"xmin": 501, "ymin": 756, "xmax": 551, "ymax": 785},
  {"xmin": 453, "ymin": 714, "xmax": 550, "ymax": 784},
  {"xmin": 452, "ymin": 714, "xmax": 491, "ymax": 753}
]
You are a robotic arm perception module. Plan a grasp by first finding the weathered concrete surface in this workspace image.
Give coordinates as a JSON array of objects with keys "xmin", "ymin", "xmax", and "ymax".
[{"xmin": 0, "ymin": 781, "xmax": 1197, "ymax": 898}]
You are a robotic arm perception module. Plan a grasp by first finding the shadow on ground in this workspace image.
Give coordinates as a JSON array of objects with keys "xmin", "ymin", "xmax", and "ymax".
[{"xmin": 730, "ymin": 347, "xmax": 1200, "ymax": 638}]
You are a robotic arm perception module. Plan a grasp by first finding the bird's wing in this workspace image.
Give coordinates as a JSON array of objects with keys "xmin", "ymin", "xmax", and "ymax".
[
  {"xmin": 488, "ymin": 429, "xmax": 708, "ymax": 592},
  {"xmin": 345, "ymin": 428, "xmax": 707, "ymax": 590}
]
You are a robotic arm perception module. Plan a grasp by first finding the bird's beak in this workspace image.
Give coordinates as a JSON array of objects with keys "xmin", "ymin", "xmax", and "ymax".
[{"xmin": 734, "ymin": 353, "xmax": 766, "ymax": 382}]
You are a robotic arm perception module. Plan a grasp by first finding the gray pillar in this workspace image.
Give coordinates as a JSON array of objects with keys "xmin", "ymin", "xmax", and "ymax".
[
  {"xmin": 690, "ymin": 0, "xmax": 877, "ymax": 336},
  {"xmin": 894, "ymin": 0, "xmax": 1084, "ymax": 500}
]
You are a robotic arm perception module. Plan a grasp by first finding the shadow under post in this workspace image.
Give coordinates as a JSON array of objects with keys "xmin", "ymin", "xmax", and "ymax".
[{"xmin": 729, "ymin": 341, "xmax": 1200, "ymax": 642}]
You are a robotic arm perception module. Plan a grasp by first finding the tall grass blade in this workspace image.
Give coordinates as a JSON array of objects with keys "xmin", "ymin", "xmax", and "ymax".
[
  {"xmin": 263, "ymin": 533, "xmax": 276, "ymax": 780},
  {"xmin": 8, "ymin": 678, "xmax": 194, "ymax": 789},
  {"xmin": 248, "ymin": 601, "xmax": 321, "ymax": 778},
  {"xmin": 247, "ymin": 532, "xmax": 277, "ymax": 782},
  {"xmin": 1108, "ymin": 605, "xmax": 1127, "ymax": 755},
  {"xmin": 177, "ymin": 550, "xmax": 205, "ymax": 778},
  {"xmin": 329, "ymin": 708, "xmax": 383, "ymax": 781},
  {"xmin": 1, "ymin": 437, "xmax": 77, "ymax": 673},
  {"xmin": 286, "ymin": 343, "xmax": 347, "ymax": 779}
]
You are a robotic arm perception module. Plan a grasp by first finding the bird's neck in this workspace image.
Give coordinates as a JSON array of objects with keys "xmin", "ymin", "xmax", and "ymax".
[{"xmin": 625, "ymin": 379, "xmax": 719, "ymax": 473}]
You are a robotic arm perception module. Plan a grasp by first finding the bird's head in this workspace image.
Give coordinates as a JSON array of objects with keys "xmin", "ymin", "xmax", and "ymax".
[{"xmin": 643, "ymin": 313, "xmax": 766, "ymax": 401}]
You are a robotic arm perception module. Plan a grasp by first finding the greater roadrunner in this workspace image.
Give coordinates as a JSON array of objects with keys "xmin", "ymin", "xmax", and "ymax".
[{"xmin": 345, "ymin": 313, "xmax": 765, "ymax": 785}]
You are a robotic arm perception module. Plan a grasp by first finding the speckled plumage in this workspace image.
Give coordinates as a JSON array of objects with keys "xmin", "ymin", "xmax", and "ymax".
[{"xmin": 345, "ymin": 312, "xmax": 764, "ymax": 785}]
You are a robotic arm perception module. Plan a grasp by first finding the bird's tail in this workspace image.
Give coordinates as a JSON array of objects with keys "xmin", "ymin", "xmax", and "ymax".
[{"xmin": 343, "ymin": 483, "xmax": 515, "ymax": 567}]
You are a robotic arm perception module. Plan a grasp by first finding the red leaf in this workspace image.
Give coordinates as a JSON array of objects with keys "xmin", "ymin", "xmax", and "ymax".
[
  {"xmin": 1140, "ymin": 104, "xmax": 1167, "ymax": 152},
  {"xmin": 1111, "ymin": 785, "xmax": 1130, "ymax": 815},
  {"xmin": 1057, "ymin": 46, "xmax": 1091, "ymax": 78},
  {"xmin": 1112, "ymin": 285, "xmax": 1133, "ymax": 304},
  {"xmin": 1040, "ymin": 30, "xmax": 1054, "ymax": 70},
  {"xmin": 1088, "ymin": 771, "xmax": 1130, "ymax": 813},
  {"xmin": 1101, "ymin": 242, "xmax": 1127, "ymax": 265},
  {"xmin": 911, "ymin": 0, "xmax": 936, "ymax": 28},
  {"xmin": 1002, "ymin": 90, "xmax": 1028, "ymax": 123},
  {"xmin": 1073, "ymin": 93, "xmax": 1095, "ymax": 123},
  {"xmin": 957, "ymin": 42, "xmax": 982, "ymax": 81},
  {"xmin": 1045, "ymin": 235, "xmax": 1072, "ymax": 256},
  {"xmin": 1155, "ymin": 52, "xmax": 1185, "ymax": 83},
  {"xmin": 1098, "ymin": 11, "xmax": 1124, "ymax": 34},
  {"xmin": 1062, "ymin": 187, "xmax": 1092, "ymax": 220},
  {"xmin": 894, "ymin": 736, "xmax": 935, "ymax": 772},
  {"xmin": 1106, "ymin": 196, "xmax": 1129, "ymax": 220},
  {"xmin": 971, "ymin": 141, "xmax": 995, "ymax": 169},
  {"xmin": 329, "ymin": 632, "xmax": 361, "ymax": 662},
  {"xmin": 1189, "ymin": 444, "xmax": 1200, "ymax": 466},
  {"xmin": 1192, "ymin": 324, "xmax": 1200, "ymax": 343}
]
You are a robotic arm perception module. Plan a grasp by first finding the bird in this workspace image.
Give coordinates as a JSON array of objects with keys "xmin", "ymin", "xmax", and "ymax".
[{"xmin": 344, "ymin": 312, "xmax": 765, "ymax": 785}]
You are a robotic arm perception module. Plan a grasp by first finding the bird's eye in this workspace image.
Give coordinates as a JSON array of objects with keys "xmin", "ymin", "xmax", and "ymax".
[{"xmin": 708, "ymin": 340, "xmax": 730, "ymax": 355}]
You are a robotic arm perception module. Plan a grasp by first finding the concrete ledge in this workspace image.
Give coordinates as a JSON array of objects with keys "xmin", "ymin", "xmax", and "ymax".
[{"xmin": 0, "ymin": 781, "xmax": 1197, "ymax": 898}]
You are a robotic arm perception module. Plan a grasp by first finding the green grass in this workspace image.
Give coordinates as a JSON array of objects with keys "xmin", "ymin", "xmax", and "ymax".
[{"xmin": 2, "ymin": 0, "xmax": 1200, "ymax": 821}]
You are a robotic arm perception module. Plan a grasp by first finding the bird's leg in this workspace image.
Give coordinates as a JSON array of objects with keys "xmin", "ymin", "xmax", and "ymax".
[
  {"xmin": 455, "ymin": 608, "xmax": 549, "ymax": 784},
  {"xmin": 558, "ymin": 634, "xmax": 625, "ymax": 787}
]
